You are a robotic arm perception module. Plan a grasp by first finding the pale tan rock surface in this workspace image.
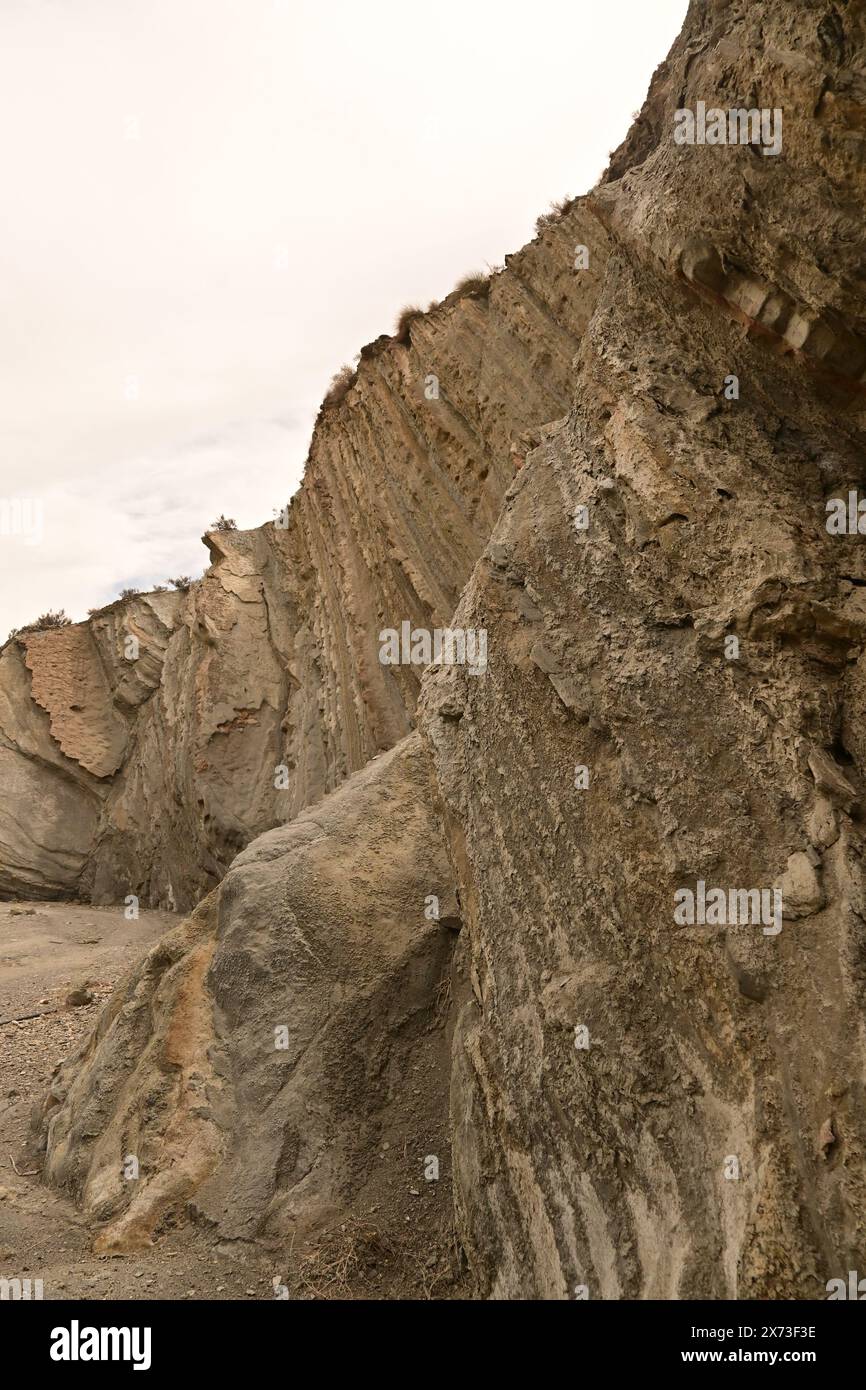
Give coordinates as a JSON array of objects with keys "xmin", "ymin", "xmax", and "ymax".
[
  {"xmin": 0, "ymin": 207, "xmax": 607, "ymax": 908},
  {"xmin": 17, "ymin": 0, "xmax": 866, "ymax": 1302},
  {"xmin": 418, "ymin": 0, "xmax": 866, "ymax": 1298},
  {"xmin": 39, "ymin": 736, "xmax": 460, "ymax": 1257},
  {"xmin": 0, "ymin": 593, "xmax": 180, "ymax": 899}
]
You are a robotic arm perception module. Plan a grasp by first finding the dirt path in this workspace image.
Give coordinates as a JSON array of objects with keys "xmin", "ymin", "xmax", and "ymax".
[{"xmin": 0, "ymin": 901, "xmax": 298, "ymax": 1300}]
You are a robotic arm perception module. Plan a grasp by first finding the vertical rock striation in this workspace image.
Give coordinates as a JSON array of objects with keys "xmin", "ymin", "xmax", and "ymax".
[
  {"xmin": 418, "ymin": 0, "xmax": 866, "ymax": 1298},
  {"xmin": 22, "ymin": 0, "xmax": 866, "ymax": 1303},
  {"xmin": 1, "ymin": 205, "xmax": 607, "ymax": 908}
]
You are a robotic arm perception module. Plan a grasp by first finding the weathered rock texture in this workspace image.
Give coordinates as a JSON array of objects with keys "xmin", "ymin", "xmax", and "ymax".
[
  {"xmin": 41, "ymin": 735, "xmax": 460, "ymax": 1256},
  {"xmin": 22, "ymin": 0, "xmax": 866, "ymax": 1301},
  {"xmin": 0, "ymin": 594, "xmax": 181, "ymax": 900},
  {"xmin": 419, "ymin": 0, "xmax": 866, "ymax": 1297},
  {"xmin": 0, "ymin": 208, "xmax": 607, "ymax": 909}
]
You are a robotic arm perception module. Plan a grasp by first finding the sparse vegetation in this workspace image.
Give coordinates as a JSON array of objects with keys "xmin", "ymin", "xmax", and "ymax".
[
  {"xmin": 394, "ymin": 304, "xmax": 424, "ymax": 344},
  {"xmin": 535, "ymin": 195, "xmax": 574, "ymax": 235},
  {"xmin": 451, "ymin": 271, "xmax": 490, "ymax": 300},
  {"xmin": 320, "ymin": 364, "xmax": 356, "ymax": 412},
  {"xmin": 209, "ymin": 515, "xmax": 238, "ymax": 532},
  {"xmin": 168, "ymin": 576, "xmax": 192, "ymax": 591},
  {"xmin": 118, "ymin": 587, "xmax": 140, "ymax": 601},
  {"xmin": 292, "ymin": 1218, "xmax": 395, "ymax": 1299},
  {"xmin": 7, "ymin": 609, "xmax": 72, "ymax": 641}
]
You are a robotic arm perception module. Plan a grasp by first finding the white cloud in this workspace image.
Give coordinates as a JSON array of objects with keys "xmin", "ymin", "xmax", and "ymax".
[
  {"xmin": 0, "ymin": 417, "xmax": 308, "ymax": 632},
  {"xmin": 0, "ymin": 0, "xmax": 688, "ymax": 638}
]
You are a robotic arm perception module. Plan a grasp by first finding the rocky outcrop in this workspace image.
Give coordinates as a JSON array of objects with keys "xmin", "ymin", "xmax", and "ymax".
[
  {"xmin": 40, "ymin": 736, "xmax": 460, "ymax": 1263},
  {"xmin": 24, "ymin": 0, "xmax": 866, "ymax": 1302},
  {"xmin": 0, "ymin": 207, "xmax": 607, "ymax": 908},
  {"xmin": 0, "ymin": 593, "xmax": 181, "ymax": 899},
  {"xmin": 418, "ymin": 0, "xmax": 866, "ymax": 1297}
]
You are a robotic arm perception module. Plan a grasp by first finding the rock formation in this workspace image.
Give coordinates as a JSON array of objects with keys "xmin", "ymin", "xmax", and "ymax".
[
  {"xmin": 41, "ymin": 736, "xmax": 461, "ymax": 1261},
  {"xmin": 0, "ymin": 207, "xmax": 606, "ymax": 909},
  {"xmin": 16, "ymin": 0, "xmax": 866, "ymax": 1298},
  {"xmin": 418, "ymin": 0, "xmax": 866, "ymax": 1296}
]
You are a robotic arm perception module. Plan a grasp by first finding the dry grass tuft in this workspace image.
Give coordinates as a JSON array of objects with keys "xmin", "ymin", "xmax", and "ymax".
[
  {"xmin": 7, "ymin": 609, "xmax": 72, "ymax": 640},
  {"xmin": 394, "ymin": 304, "xmax": 425, "ymax": 344},
  {"xmin": 451, "ymin": 271, "xmax": 490, "ymax": 300},
  {"xmin": 292, "ymin": 1218, "xmax": 394, "ymax": 1299},
  {"xmin": 534, "ymin": 195, "xmax": 575, "ymax": 235},
  {"xmin": 320, "ymin": 364, "xmax": 356, "ymax": 412}
]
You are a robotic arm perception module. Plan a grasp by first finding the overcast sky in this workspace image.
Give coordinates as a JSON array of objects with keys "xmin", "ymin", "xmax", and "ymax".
[{"xmin": 0, "ymin": 0, "xmax": 688, "ymax": 638}]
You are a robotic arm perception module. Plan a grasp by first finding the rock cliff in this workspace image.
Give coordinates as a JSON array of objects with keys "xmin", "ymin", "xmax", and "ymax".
[
  {"xmin": 418, "ymin": 0, "xmax": 866, "ymax": 1296},
  {"xmin": 0, "ymin": 206, "xmax": 607, "ymax": 908},
  {"xmin": 18, "ymin": 0, "xmax": 866, "ymax": 1299}
]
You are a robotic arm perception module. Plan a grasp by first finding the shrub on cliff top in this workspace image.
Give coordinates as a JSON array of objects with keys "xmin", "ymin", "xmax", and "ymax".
[
  {"xmin": 452, "ymin": 271, "xmax": 490, "ymax": 300},
  {"xmin": 321, "ymin": 364, "xmax": 356, "ymax": 412},
  {"xmin": 210, "ymin": 515, "xmax": 238, "ymax": 532},
  {"xmin": 167, "ymin": 575, "xmax": 192, "ymax": 591},
  {"xmin": 394, "ymin": 305, "xmax": 424, "ymax": 344},
  {"xmin": 535, "ymin": 195, "xmax": 574, "ymax": 235},
  {"xmin": 7, "ymin": 609, "xmax": 72, "ymax": 640}
]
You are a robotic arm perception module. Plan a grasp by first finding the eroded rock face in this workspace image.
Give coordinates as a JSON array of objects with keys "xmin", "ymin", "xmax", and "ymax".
[
  {"xmin": 40, "ymin": 736, "xmax": 460, "ymax": 1253},
  {"xmin": 0, "ymin": 205, "xmax": 607, "ymax": 907},
  {"xmin": 0, "ymin": 593, "xmax": 180, "ymax": 899},
  {"xmin": 418, "ymin": 0, "xmax": 866, "ymax": 1298},
  {"xmin": 25, "ymin": 0, "xmax": 866, "ymax": 1302}
]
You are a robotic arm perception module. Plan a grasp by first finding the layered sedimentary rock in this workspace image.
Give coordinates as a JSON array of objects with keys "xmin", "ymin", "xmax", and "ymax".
[
  {"xmin": 419, "ymin": 0, "xmax": 866, "ymax": 1297},
  {"xmin": 0, "ymin": 593, "xmax": 181, "ymax": 900},
  {"xmin": 0, "ymin": 206, "xmax": 607, "ymax": 908},
  {"xmin": 25, "ymin": 0, "xmax": 866, "ymax": 1301}
]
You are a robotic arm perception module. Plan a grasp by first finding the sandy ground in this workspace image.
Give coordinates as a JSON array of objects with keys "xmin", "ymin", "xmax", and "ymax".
[
  {"xmin": 0, "ymin": 900, "xmax": 468, "ymax": 1301},
  {"xmin": 0, "ymin": 901, "xmax": 313, "ymax": 1300}
]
